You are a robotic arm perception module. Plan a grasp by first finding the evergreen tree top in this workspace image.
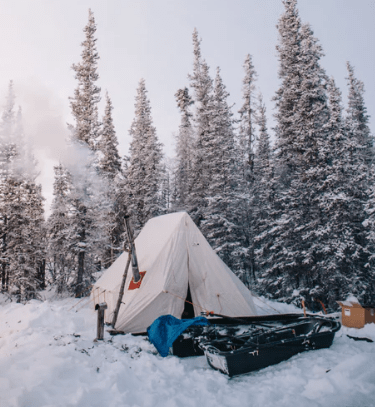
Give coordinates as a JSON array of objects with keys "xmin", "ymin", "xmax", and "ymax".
[
  {"xmin": 175, "ymin": 87, "xmax": 193, "ymax": 114},
  {"xmin": 276, "ymin": 0, "xmax": 301, "ymax": 79},
  {"xmin": 72, "ymin": 9, "xmax": 100, "ymax": 84},
  {"xmin": 0, "ymin": 81, "xmax": 16, "ymax": 143},
  {"xmin": 1, "ymin": 81, "xmax": 15, "ymax": 123},
  {"xmin": 69, "ymin": 8, "xmax": 101, "ymax": 149},
  {"xmin": 345, "ymin": 62, "xmax": 373, "ymax": 165},
  {"xmin": 346, "ymin": 62, "xmax": 370, "ymax": 126},
  {"xmin": 98, "ymin": 91, "xmax": 121, "ymax": 178}
]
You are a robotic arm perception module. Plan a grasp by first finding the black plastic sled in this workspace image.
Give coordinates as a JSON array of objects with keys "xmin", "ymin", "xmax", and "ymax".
[{"xmin": 172, "ymin": 314, "xmax": 341, "ymax": 377}]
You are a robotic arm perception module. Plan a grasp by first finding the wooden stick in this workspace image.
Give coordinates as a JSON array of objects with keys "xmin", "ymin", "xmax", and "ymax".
[
  {"xmin": 111, "ymin": 252, "xmax": 131, "ymax": 328},
  {"xmin": 124, "ymin": 215, "xmax": 141, "ymax": 283}
]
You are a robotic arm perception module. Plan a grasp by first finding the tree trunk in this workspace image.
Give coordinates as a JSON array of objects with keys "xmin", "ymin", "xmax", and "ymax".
[
  {"xmin": 76, "ymin": 203, "xmax": 86, "ymax": 297},
  {"xmin": 38, "ymin": 259, "xmax": 46, "ymax": 290},
  {"xmin": 1, "ymin": 262, "xmax": 6, "ymax": 292},
  {"xmin": 76, "ymin": 251, "xmax": 85, "ymax": 297},
  {"xmin": 1, "ymin": 216, "xmax": 7, "ymax": 291}
]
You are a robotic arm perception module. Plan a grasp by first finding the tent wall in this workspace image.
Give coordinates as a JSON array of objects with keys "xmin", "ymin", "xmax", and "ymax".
[{"xmin": 92, "ymin": 212, "xmax": 257, "ymax": 333}]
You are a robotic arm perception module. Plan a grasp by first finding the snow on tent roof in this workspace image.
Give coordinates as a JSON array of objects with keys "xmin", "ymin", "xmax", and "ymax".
[{"xmin": 92, "ymin": 211, "xmax": 257, "ymax": 333}]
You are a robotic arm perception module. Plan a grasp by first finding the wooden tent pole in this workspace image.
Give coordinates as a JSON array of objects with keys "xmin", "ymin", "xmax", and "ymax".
[
  {"xmin": 124, "ymin": 215, "xmax": 141, "ymax": 283},
  {"xmin": 111, "ymin": 252, "xmax": 131, "ymax": 328}
]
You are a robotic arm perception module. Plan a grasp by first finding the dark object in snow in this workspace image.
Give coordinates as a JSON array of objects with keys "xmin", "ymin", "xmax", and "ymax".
[
  {"xmin": 346, "ymin": 335, "xmax": 373, "ymax": 343},
  {"xmin": 171, "ymin": 314, "xmax": 340, "ymax": 377},
  {"xmin": 172, "ymin": 313, "xmax": 305, "ymax": 357},
  {"xmin": 147, "ymin": 315, "xmax": 209, "ymax": 357},
  {"xmin": 107, "ymin": 329, "xmax": 125, "ymax": 336},
  {"xmin": 95, "ymin": 302, "xmax": 108, "ymax": 341}
]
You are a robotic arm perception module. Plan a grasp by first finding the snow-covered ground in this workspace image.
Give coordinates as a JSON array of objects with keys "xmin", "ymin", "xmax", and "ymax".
[{"xmin": 1, "ymin": 293, "xmax": 375, "ymax": 407}]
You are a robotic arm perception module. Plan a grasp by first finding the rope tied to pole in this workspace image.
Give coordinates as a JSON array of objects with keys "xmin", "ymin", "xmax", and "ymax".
[{"xmin": 68, "ymin": 288, "xmax": 107, "ymax": 312}]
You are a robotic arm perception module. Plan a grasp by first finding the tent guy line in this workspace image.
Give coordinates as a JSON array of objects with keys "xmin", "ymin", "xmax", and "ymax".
[{"xmin": 163, "ymin": 290, "xmax": 213, "ymax": 315}]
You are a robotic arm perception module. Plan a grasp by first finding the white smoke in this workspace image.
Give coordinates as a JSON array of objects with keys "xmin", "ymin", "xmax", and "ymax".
[{"xmin": 7, "ymin": 79, "xmax": 108, "ymax": 217}]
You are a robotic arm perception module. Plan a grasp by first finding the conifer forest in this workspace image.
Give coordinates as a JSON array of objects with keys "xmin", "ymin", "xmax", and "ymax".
[{"xmin": 0, "ymin": 0, "xmax": 374, "ymax": 310}]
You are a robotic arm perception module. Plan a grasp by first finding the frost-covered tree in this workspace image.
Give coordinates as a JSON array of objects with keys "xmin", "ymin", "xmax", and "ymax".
[
  {"xmin": 253, "ymin": 94, "xmax": 272, "ymax": 208},
  {"xmin": 308, "ymin": 77, "xmax": 367, "ymax": 305},
  {"xmin": 256, "ymin": 0, "xmax": 304, "ymax": 300},
  {"xmin": 187, "ymin": 29, "xmax": 215, "ymax": 222},
  {"xmin": 253, "ymin": 94, "xmax": 274, "ymax": 280},
  {"xmin": 238, "ymin": 54, "xmax": 257, "ymax": 183},
  {"xmin": 257, "ymin": 2, "xmax": 337, "ymax": 307},
  {"xmin": 201, "ymin": 68, "xmax": 246, "ymax": 278},
  {"xmin": 160, "ymin": 160, "xmax": 173, "ymax": 212},
  {"xmin": 0, "ymin": 81, "xmax": 16, "ymax": 291},
  {"xmin": 97, "ymin": 92, "xmax": 124, "ymax": 268},
  {"xmin": 344, "ymin": 63, "xmax": 374, "ymax": 303},
  {"xmin": 98, "ymin": 92, "xmax": 121, "ymax": 176},
  {"xmin": 126, "ymin": 79, "xmax": 163, "ymax": 232},
  {"xmin": 236, "ymin": 54, "xmax": 258, "ymax": 283},
  {"xmin": 69, "ymin": 9, "xmax": 101, "ymax": 149},
  {"xmin": 173, "ymin": 87, "xmax": 194, "ymax": 209},
  {"xmin": 47, "ymin": 164, "xmax": 75, "ymax": 293},
  {"xmin": 364, "ymin": 185, "xmax": 375, "ymax": 302},
  {"xmin": 346, "ymin": 62, "xmax": 373, "ymax": 173},
  {"xmin": 68, "ymin": 9, "xmax": 104, "ymax": 294},
  {"xmin": 1, "ymin": 106, "xmax": 46, "ymax": 301}
]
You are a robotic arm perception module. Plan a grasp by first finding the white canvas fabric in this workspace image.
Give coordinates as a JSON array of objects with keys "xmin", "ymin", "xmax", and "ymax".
[{"xmin": 92, "ymin": 211, "xmax": 257, "ymax": 333}]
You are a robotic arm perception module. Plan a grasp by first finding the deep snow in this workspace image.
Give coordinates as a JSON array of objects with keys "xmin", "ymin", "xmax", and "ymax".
[{"xmin": 0, "ymin": 292, "xmax": 374, "ymax": 407}]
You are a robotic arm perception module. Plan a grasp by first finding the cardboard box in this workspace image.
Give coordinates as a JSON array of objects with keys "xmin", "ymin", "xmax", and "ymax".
[{"xmin": 337, "ymin": 301, "xmax": 375, "ymax": 328}]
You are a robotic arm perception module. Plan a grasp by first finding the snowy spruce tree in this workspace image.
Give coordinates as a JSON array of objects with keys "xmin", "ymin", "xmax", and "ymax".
[
  {"xmin": 256, "ymin": 0, "xmax": 305, "ymax": 301},
  {"xmin": 201, "ymin": 68, "xmax": 247, "ymax": 279},
  {"xmin": 344, "ymin": 63, "xmax": 374, "ymax": 303},
  {"xmin": 257, "ymin": 1, "xmax": 343, "ymax": 307},
  {"xmin": 97, "ymin": 92, "xmax": 125, "ymax": 268},
  {"xmin": 159, "ymin": 161, "xmax": 173, "ymax": 212},
  {"xmin": 173, "ymin": 87, "xmax": 194, "ymax": 209},
  {"xmin": 98, "ymin": 92, "xmax": 121, "ymax": 176},
  {"xmin": 187, "ymin": 29, "xmax": 215, "ymax": 223},
  {"xmin": 253, "ymin": 94, "xmax": 274, "ymax": 282},
  {"xmin": 126, "ymin": 79, "xmax": 163, "ymax": 232},
  {"xmin": 0, "ymin": 103, "xmax": 46, "ymax": 301},
  {"xmin": 237, "ymin": 54, "xmax": 258, "ymax": 283},
  {"xmin": 309, "ymin": 77, "xmax": 366, "ymax": 306},
  {"xmin": 47, "ymin": 164, "xmax": 75, "ymax": 293},
  {"xmin": 68, "ymin": 9, "xmax": 104, "ymax": 295},
  {"xmin": 0, "ymin": 81, "xmax": 16, "ymax": 292},
  {"xmin": 70, "ymin": 9, "xmax": 101, "ymax": 149},
  {"xmin": 238, "ymin": 54, "xmax": 257, "ymax": 183},
  {"xmin": 346, "ymin": 63, "xmax": 373, "ymax": 174}
]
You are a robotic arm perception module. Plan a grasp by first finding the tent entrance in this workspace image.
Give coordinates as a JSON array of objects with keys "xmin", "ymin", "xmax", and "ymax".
[{"xmin": 181, "ymin": 284, "xmax": 195, "ymax": 319}]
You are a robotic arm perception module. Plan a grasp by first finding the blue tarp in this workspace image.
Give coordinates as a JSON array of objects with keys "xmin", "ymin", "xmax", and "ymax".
[{"xmin": 147, "ymin": 315, "xmax": 210, "ymax": 357}]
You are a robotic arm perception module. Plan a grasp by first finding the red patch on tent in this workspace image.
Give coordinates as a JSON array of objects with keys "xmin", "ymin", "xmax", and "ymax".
[{"xmin": 128, "ymin": 271, "xmax": 146, "ymax": 290}]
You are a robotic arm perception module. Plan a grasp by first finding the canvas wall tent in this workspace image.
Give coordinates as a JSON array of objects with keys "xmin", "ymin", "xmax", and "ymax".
[{"xmin": 92, "ymin": 211, "xmax": 257, "ymax": 333}]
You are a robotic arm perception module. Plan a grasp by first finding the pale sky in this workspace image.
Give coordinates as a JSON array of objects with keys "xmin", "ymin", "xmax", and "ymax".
[{"xmin": 0, "ymin": 0, "xmax": 374, "ymax": 214}]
